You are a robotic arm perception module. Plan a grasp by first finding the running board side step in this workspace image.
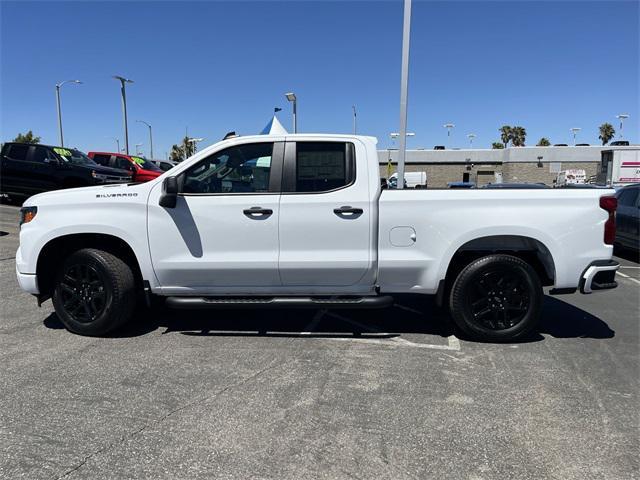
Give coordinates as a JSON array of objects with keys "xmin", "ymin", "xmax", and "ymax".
[{"xmin": 165, "ymin": 296, "xmax": 394, "ymax": 310}]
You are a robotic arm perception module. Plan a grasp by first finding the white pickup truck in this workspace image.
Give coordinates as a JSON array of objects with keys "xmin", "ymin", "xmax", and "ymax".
[{"xmin": 16, "ymin": 134, "xmax": 620, "ymax": 341}]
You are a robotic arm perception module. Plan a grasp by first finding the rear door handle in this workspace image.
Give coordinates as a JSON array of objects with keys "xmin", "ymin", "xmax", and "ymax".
[
  {"xmin": 243, "ymin": 207, "xmax": 273, "ymax": 217},
  {"xmin": 334, "ymin": 206, "xmax": 363, "ymax": 215}
]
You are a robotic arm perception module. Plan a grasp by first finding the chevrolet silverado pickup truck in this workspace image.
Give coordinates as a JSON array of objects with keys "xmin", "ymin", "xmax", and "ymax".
[{"xmin": 16, "ymin": 134, "xmax": 620, "ymax": 341}]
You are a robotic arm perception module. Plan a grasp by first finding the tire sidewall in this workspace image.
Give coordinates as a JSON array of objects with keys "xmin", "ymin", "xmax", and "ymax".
[
  {"xmin": 450, "ymin": 255, "xmax": 543, "ymax": 342},
  {"xmin": 52, "ymin": 250, "xmax": 127, "ymax": 336}
]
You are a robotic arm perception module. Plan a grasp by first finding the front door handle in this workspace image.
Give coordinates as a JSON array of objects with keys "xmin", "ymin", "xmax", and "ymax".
[
  {"xmin": 334, "ymin": 206, "xmax": 364, "ymax": 215},
  {"xmin": 243, "ymin": 207, "xmax": 273, "ymax": 217}
]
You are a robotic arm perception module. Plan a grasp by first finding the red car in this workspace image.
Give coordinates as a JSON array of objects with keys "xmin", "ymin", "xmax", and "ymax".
[{"xmin": 88, "ymin": 152, "xmax": 162, "ymax": 182}]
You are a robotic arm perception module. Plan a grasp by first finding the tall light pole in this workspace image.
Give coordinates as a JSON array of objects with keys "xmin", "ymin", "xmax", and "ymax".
[
  {"xmin": 616, "ymin": 114, "xmax": 629, "ymax": 139},
  {"xmin": 55, "ymin": 80, "xmax": 82, "ymax": 147},
  {"xmin": 137, "ymin": 120, "xmax": 153, "ymax": 159},
  {"xmin": 285, "ymin": 92, "xmax": 297, "ymax": 133},
  {"xmin": 135, "ymin": 143, "xmax": 143, "ymax": 155},
  {"xmin": 352, "ymin": 105, "xmax": 357, "ymax": 135},
  {"xmin": 467, "ymin": 133, "xmax": 476, "ymax": 148},
  {"xmin": 396, "ymin": 0, "xmax": 412, "ymax": 190},
  {"xmin": 443, "ymin": 123, "xmax": 455, "ymax": 147},
  {"xmin": 570, "ymin": 127, "xmax": 581, "ymax": 145},
  {"xmin": 113, "ymin": 76, "xmax": 134, "ymax": 154}
]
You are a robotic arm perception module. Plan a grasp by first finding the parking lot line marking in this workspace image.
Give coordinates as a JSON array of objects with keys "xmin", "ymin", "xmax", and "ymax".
[
  {"xmin": 325, "ymin": 312, "xmax": 462, "ymax": 351},
  {"xmin": 619, "ymin": 266, "xmax": 640, "ymax": 269},
  {"xmin": 617, "ymin": 272, "xmax": 630, "ymax": 277}
]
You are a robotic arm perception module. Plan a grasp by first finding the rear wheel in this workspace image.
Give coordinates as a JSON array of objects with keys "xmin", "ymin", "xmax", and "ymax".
[
  {"xmin": 52, "ymin": 248, "xmax": 136, "ymax": 336},
  {"xmin": 449, "ymin": 254, "xmax": 542, "ymax": 342}
]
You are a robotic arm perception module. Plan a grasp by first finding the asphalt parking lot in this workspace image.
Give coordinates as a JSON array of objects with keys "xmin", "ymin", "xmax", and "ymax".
[{"xmin": 1, "ymin": 203, "xmax": 638, "ymax": 480}]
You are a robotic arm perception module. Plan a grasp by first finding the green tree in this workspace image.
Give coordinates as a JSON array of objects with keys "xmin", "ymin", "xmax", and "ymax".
[
  {"xmin": 12, "ymin": 130, "xmax": 41, "ymax": 144},
  {"xmin": 511, "ymin": 126, "xmax": 527, "ymax": 146},
  {"xmin": 598, "ymin": 123, "xmax": 615, "ymax": 145},
  {"xmin": 491, "ymin": 142, "xmax": 505, "ymax": 149},
  {"xmin": 536, "ymin": 137, "xmax": 551, "ymax": 146},
  {"xmin": 499, "ymin": 125, "xmax": 512, "ymax": 148}
]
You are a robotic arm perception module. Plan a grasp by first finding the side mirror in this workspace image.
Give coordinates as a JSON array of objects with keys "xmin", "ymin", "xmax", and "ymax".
[
  {"xmin": 159, "ymin": 177, "xmax": 178, "ymax": 208},
  {"xmin": 44, "ymin": 157, "xmax": 60, "ymax": 166}
]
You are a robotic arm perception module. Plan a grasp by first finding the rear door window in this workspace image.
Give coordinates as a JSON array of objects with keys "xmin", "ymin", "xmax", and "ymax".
[{"xmin": 7, "ymin": 144, "xmax": 29, "ymax": 161}]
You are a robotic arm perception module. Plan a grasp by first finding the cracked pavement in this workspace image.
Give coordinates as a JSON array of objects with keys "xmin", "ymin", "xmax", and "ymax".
[{"xmin": 1, "ymin": 203, "xmax": 639, "ymax": 479}]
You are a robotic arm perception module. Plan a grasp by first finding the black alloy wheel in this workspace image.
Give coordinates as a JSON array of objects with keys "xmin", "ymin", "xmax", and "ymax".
[{"xmin": 449, "ymin": 254, "xmax": 542, "ymax": 342}]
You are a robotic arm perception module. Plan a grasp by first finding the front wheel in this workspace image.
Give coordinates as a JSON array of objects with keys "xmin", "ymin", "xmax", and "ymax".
[
  {"xmin": 52, "ymin": 248, "xmax": 136, "ymax": 336},
  {"xmin": 449, "ymin": 254, "xmax": 542, "ymax": 342}
]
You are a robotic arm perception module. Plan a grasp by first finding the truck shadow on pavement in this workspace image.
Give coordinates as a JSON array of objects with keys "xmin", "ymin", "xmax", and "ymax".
[{"xmin": 43, "ymin": 295, "xmax": 614, "ymax": 343}]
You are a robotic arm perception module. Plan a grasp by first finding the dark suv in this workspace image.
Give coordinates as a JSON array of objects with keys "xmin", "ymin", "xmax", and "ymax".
[{"xmin": 0, "ymin": 143, "xmax": 132, "ymax": 199}]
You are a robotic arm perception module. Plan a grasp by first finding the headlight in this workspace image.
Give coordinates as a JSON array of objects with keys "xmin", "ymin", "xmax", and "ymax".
[{"xmin": 20, "ymin": 206, "xmax": 37, "ymax": 226}]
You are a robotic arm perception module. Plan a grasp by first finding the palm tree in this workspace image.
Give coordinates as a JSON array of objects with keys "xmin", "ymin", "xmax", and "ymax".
[
  {"xmin": 499, "ymin": 126, "xmax": 512, "ymax": 148},
  {"xmin": 491, "ymin": 142, "xmax": 505, "ymax": 149},
  {"xmin": 536, "ymin": 137, "xmax": 551, "ymax": 146},
  {"xmin": 511, "ymin": 126, "xmax": 527, "ymax": 146},
  {"xmin": 599, "ymin": 123, "xmax": 615, "ymax": 145}
]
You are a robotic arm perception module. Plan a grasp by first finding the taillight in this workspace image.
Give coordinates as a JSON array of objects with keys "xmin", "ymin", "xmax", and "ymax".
[{"xmin": 599, "ymin": 195, "xmax": 617, "ymax": 245}]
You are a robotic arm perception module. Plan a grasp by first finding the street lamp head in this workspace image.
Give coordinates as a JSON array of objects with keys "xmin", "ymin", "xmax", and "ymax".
[
  {"xmin": 616, "ymin": 114, "xmax": 629, "ymax": 120},
  {"xmin": 113, "ymin": 75, "xmax": 134, "ymax": 83},
  {"xmin": 136, "ymin": 120, "xmax": 151, "ymax": 127},
  {"xmin": 56, "ymin": 79, "xmax": 83, "ymax": 88},
  {"xmin": 467, "ymin": 133, "xmax": 476, "ymax": 138},
  {"xmin": 285, "ymin": 92, "xmax": 296, "ymax": 102},
  {"xmin": 443, "ymin": 123, "xmax": 455, "ymax": 129}
]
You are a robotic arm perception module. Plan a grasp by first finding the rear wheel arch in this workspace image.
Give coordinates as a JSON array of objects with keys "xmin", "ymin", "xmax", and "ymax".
[
  {"xmin": 36, "ymin": 233, "xmax": 143, "ymax": 297},
  {"xmin": 443, "ymin": 235, "xmax": 556, "ymax": 288}
]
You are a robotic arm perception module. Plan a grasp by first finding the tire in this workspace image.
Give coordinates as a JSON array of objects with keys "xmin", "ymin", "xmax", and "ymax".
[
  {"xmin": 52, "ymin": 248, "xmax": 136, "ymax": 336},
  {"xmin": 449, "ymin": 254, "xmax": 542, "ymax": 342}
]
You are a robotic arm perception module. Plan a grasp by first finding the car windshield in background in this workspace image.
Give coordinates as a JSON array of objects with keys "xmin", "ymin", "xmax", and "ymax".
[
  {"xmin": 131, "ymin": 156, "xmax": 162, "ymax": 171},
  {"xmin": 54, "ymin": 148, "xmax": 97, "ymax": 166}
]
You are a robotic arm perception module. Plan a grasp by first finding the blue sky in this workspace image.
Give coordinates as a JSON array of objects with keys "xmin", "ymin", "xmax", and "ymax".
[{"xmin": 1, "ymin": 1, "xmax": 638, "ymax": 157}]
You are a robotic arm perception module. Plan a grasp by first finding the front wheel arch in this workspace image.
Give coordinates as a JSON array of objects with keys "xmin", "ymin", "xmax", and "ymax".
[{"xmin": 36, "ymin": 233, "xmax": 143, "ymax": 299}]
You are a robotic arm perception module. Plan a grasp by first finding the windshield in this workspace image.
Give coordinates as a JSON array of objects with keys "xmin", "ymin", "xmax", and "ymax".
[
  {"xmin": 53, "ymin": 148, "xmax": 97, "ymax": 166},
  {"xmin": 131, "ymin": 156, "xmax": 162, "ymax": 172}
]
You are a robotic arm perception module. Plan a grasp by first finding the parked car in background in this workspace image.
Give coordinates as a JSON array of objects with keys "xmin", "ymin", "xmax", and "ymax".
[
  {"xmin": 610, "ymin": 140, "xmax": 630, "ymax": 146},
  {"xmin": 387, "ymin": 176, "xmax": 408, "ymax": 189},
  {"xmin": 88, "ymin": 152, "xmax": 162, "ymax": 182},
  {"xmin": 447, "ymin": 181, "xmax": 475, "ymax": 189},
  {"xmin": 150, "ymin": 159, "xmax": 177, "ymax": 172},
  {"xmin": 0, "ymin": 143, "xmax": 131, "ymax": 199},
  {"xmin": 389, "ymin": 171, "xmax": 427, "ymax": 189},
  {"xmin": 483, "ymin": 183, "xmax": 550, "ymax": 189},
  {"xmin": 615, "ymin": 184, "xmax": 639, "ymax": 252}
]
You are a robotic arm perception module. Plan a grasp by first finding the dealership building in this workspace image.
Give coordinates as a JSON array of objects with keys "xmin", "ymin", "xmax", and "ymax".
[{"xmin": 378, "ymin": 145, "xmax": 634, "ymax": 187}]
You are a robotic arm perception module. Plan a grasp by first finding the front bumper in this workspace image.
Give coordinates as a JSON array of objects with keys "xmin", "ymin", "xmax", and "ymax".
[
  {"xmin": 580, "ymin": 260, "xmax": 619, "ymax": 294},
  {"xmin": 16, "ymin": 264, "xmax": 39, "ymax": 294}
]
